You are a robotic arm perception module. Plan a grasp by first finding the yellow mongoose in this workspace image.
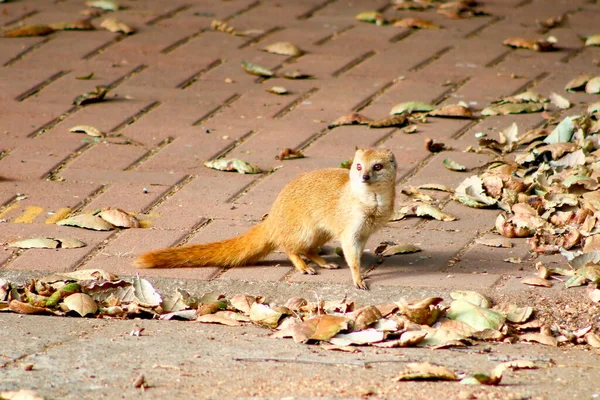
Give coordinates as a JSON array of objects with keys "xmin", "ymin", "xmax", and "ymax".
[{"xmin": 135, "ymin": 148, "xmax": 397, "ymax": 289}]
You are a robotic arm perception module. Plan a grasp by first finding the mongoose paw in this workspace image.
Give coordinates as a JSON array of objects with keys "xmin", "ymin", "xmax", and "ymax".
[
  {"xmin": 354, "ymin": 278, "xmax": 369, "ymax": 290},
  {"xmin": 320, "ymin": 263, "xmax": 340, "ymax": 269},
  {"xmin": 302, "ymin": 266, "xmax": 317, "ymax": 275}
]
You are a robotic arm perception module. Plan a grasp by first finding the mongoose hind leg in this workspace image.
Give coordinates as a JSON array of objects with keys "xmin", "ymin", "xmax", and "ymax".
[
  {"xmin": 305, "ymin": 251, "xmax": 340, "ymax": 269},
  {"xmin": 287, "ymin": 252, "xmax": 316, "ymax": 275}
]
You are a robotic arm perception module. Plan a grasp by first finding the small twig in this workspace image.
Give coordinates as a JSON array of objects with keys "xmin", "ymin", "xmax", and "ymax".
[{"xmin": 232, "ymin": 356, "xmax": 409, "ymax": 367}]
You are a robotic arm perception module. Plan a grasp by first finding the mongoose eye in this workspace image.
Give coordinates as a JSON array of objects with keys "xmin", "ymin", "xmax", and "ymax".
[
  {"xmin": 356, "ymin": 163, "xmax": 362, "ymax": 171},
  {"xmin": 373, "ymin": 163, "xmax": 383, "ymax": 171}
]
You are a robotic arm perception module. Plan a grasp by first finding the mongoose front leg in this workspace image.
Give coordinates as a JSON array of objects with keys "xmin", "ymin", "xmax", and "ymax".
[
  {"xmin": 305, "ymin": 251, "xmax": 340, "ymax": 269},
  {"xmin": 287, "ymin": 252, "xmax": 316, "ymax": 275},
  {"xmin": 340, "ymin": 236, "xmax": 368, "ymax": 290}
]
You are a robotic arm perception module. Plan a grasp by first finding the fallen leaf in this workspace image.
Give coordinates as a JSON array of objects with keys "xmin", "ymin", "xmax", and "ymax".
[
  {"xmin": 197, "ymin": 312, "xmax": 243, "ymax": 326},
  {"xmin": 447, "ymin": 299, "xmax": 505, "ymax": 331},
  {"xmin": 429, "ymin": 105, "xmax": 472, "ymax": 118},
  {"xmin": 497, "ymin": 304, "xmax": 533, "ymax": 323},
  {"xmin": 450, "ymin": 291, "xmax": 491, "ymax": 309},
  {"xmin": 70, "ymin": 125, "xmax": 104, "ymax": 137},
  {"xmin": 417, "ymin": 183, "xmax": 453, "ymax": 192},
  {"xmin": 249, "ymin": 303, "xmax": 282, "ymax": 328},
  {"xmin": 585, "ymin": 76, "xmax": 600, "ymax": 94},
  {"xmin": 474, "ymin": 237, "xmax": 513, "ymax": 248},
  {"xmin": 98, "ymin": 208, "xmax": 140, "ymax": 228},
  {"xmin": 395, "ymin": 362, "xmax": 457, "ymax": 381},
  {"xmin": 8, "ymin": 238, "xmax": 59, "ymax": 249},
  {"xmin": 263, "ymin": 41, "xmax": 303, "ymax": 56},
  {"xmin": 390, "ymin": 101, "xmax": 434, "ymax": 115},
  {"xmin": 503, "ymin": 37, "xmax": 555, "ymax": 51},
  {"xmin": 73, "ymin": 85, "xmax": 109, "ymax": 106},
  {"xmin": 49, "ymin": 20, "xmax": 95, "ymax": 31},
  {"xmin": 266, "ymin": 86, "xmax": 287, "ymax": 95},
  {"xmin": 86, "ymin": 0, "xmax": 119, "ymax": 11},
  {"xmin": 8, "ymin": 300, "xmax": 53, "ymax": 315},
  {"xmin": 425, "ymin": 138, "xmax": 447, "ymax": 152},
  {"xmin": 2, "ymin": 25, "xmax": 54, "ymax": 37},
  {"xmin": 204, "ymin": 158, "xmax": 262, "ymax": 174},
  {"xmin": 565, "ymin": 74, "xmax": 592, "ymax": 91},
  {"xmin": 585, "ymin": 35, "xmax": 600, "ymax": 46},
  {"xmin": 63, "ymin": 293, "xmax": 98, "ymax": 316},
  {"xmin": 210, "ymin": 19, "xmax": 259, "ymax": 36},
  {"xmin": 377, "ymin": 243, "xmax": 421, "ymax": 257},
  {"xmin": 133, "ymin": 275, "xmax": 162, "ymax": 307},
  {"xmin": 76, "ymin": 72, "xmax": 95, "ymax": 80},
  {"xmin": 544, "ymin": 116, "xmax": 574, "ymax": 144},
  {"xmin": 276, "ymin": 148, "xmax": 303, "ymax": 160},
  {"xmin": 100, "ymin": 17, "xmax": 135, "ymax": 34},
  {"xmin": 549, "ymin": 92, "xmax": 570, "ymax": 109},
  {"xmin": 587, "ymin": 285, "xmax": 600, "ymax": 303},
  {"xmin": 329, "ymin": 112, "xmax": 373, "ymax": 128},
  {"xmin": 355, "ymin": 10, "xmax": 386, "ymax": 25},
  {"xmin": 290, "ymin": 314, "xmax": 349, "ymax": 343},
  {"xmin": 443, "ymin": 158, "xmax": 466, "ymax": 171},
  {"xmin": 350, "ymin": 305, "xmax": 382, "ymax": 330},
  {"xmin": 57, "ymin": 214, "xmax": 114, "ymax": 231},
  {"xmin": 161, "ymin": 288, "xmax": 198, "ymax": 313},
  {"xmin": 394, "ymin": 17, "xmax": 441, "ymax": 29},
  {"xmin": 241, "ymin": 60, "xmax": 273, "ymax": 77},
  {"xmin": 481, "ymin": 102, "xmax": 543, "ymax": 116},
  {"xmin": 282, "ymin": 70, "xmax": 312, "ymax": 79},
  {"xmin": 0, "ymin": 389, "xmax": 45, "ymax": 400},
  {"xmin": 368, "ymin": 114, "xmax": 408, "ymax": 128},
  {"xmin": 584, "ymin": 332, "xmax": 600, "ymax": 348},
  {"xmin": 520, "ymin": 332, "xmax": 558, "ymax": 346},
  {"xmin": 330, "ymin": 329, "xmax": 385, "ymax": 346}
]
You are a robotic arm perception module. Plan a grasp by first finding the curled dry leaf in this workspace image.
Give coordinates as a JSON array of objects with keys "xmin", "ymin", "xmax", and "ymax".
[
  {"xmin": 565, "ymin": 74, "xmax": 592, "ymax": 91},
  {"xmin": 230, "ymin": 294, "xmax": 257, "ymax": 314},
  {"xmin": 70, "ymin": 125, "xmax": 104, "ymax": 137},
  {"xmin": 425, "ymin": 138, "xmax": 447, "ymax": 153},
  {"xmin": 450, "ymin": 290, "xmax": 492, "ymax": 309},
  {"xmin": 549, "ymin": 92, "xmax": 570, "ymax": 109},
  {"xmin": 429, "ymin": 105, "xmax": 472, "ymax": 118},
  {"xmin": 520, "ymin": 332, "xmax": 558, "ymax": 346},
  {"xmin": 249, "ymin": 303, "xmax": 282, "ymax": 328},
  {"xmin": 282, "ymin": 70, "xmax": 312, "ymax": 79},
  {"xmin": 57, "ymin": 214, "xmax": 114, "ymax": 231},
  {"xmin": 86, "ymin": 0, "xmax": 119, "ymax": 11},
  {"xmin": 100, "ymin": 18, "xmax": 135, "ymax": 34},
  {"xmin": 443, "ymin": 158, "xmax": 466, "ymax": 172},
  {"xmin": 8, "ymin": 238, "xmax": 85, "ymax": 249},
  {"xmin": 368, "ymin": 114, "xmax": 408, "ymax": 128},
  {"xmin": 330, "ymin": 329, "xmax": 385, "ymax": 346},
  {"xmin": 49, "ymin": 20, "xmax": 95, "ymax": 31},
  {"xmin": 241, "ymin": 60, "xmax": 274, "ymax": 77},
  {"xmin": 276, "ymin": 148, "xmax": 304, "ymax": 161},
  {"xmin": 587, "ymin": 285, "xmax": 600, "ymax": 303},
  {"xmin": 63, "ymin": 293, "xmax": 98, "ymax": 317},
  {"xmin": 379, "ymin": 243, "xmax": 421, "ymax": 257},
  {"xmin": 73, "ymin": 85, "xmax": 108, "ymax": 106},
  {"xmin": 263, "ymin": 41, "xmax": 303, "ymax": 56},
  {"xmin": 351, "ymin": 305, "xmax": 382, "ymax": 330},
  {"xmin": 211, "ymin": 19, "xmax": 242, "ymax": 36},
  {"xmin": 2, "ymin": 25, "xmax": 54, "ymax": 37},
  {"xmin": 395, "ymin": 362, "xmax": 457, "ymax": 381},
  {"xmin": 266, "ymin": 86, "xmax": 287, "ymax": 95},
  {"xmin": 355, "ymin": 10, "xmax": 386, "ymax": 25},
  {"xmin": 204, "ymin": 158, "xmax": 262, "ymax": 174},
  {"xmin": 393, "ymin": 17, "xmax": 441, "ymax": 29},
  {"xmin": 418, "ymin": 183, "xmax": 453, "ymax": 192},
  {"xmin": 328, "ymin": 112, "xmax": 373, "ymax": 128},
  {"xmin": 585, "ymin": 76, "xmax": 600, "ymax": 94},
  {"xmin": 98, "ymin": 208, "xmax": 140, "ymax": 228},
  {"xmin": 503, "ymin": 37, "xmax": 555, "ymax": 51},
  {"xmin": 481, "ymin": 102, "xmax": 543, "ymax": 116},
  {"xmin": 133, "ymin": 275, "xmax": 162, "ymax": 307},
  {"xmin": 290, "ymin": 314, "xmax": 349, "ymax": 343},
  {"xmin": 447, "ymin": 299, "xmax": 506, "ymax": 331},
  {"xmin": 197, "ymin": 312, "xmax": 242, "ymax": 326},
  {"xmin": 9, "ymin": 300, "xmax": 53, "ymax": 315},
  {"xmin": 585, "ymin": 34, "xmax": 600, "ymax": 47},
  {"xmin": 584, "ymin": 332, "xmax": 600, "ymax": 348}
]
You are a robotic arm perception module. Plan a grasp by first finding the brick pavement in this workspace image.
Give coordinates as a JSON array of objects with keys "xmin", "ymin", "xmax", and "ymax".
[{"xmin": 1, "ymin": 0, "xmax": 600, "ymax": 293}]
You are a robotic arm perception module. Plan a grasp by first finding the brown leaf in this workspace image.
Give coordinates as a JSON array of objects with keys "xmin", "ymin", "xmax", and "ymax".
[
  {"xmin": 520, "ymin": 332, "xmax": 558, "ymax": 346},
  {"xmin": 73, "ymin": 85, "xmax": 109, "ymax": 106},
  {"xmin": 584, "ymin": 332, "xmax": 600, "ymax": 348},
  {"xmin": 57, "ymin": 214, "xmax": 115, "ymax": 231},
  {"xmin": 520, "ymin": 276, "xmax": 553, "ymax": 287},
  {"xmin": 282, "ymin": 70, "xmax": 312, "ymax": 79},
  {"xmin": 100, "ymin": 17, "xmax": 135, "ymax": 34},
  {"xmin": 565, "ymin": 74, "xmax": 592, "ymax": 91},
  {"xmin": 368, "ymin": 114, "xmax": 408, "ymax": 128},
  {"xmin": 395, "ymin": 362, "xmax": 457, "ymax": 381},
  {"xmin": 98, "ymin": 208, "xmax": 140, "ymax": 228},
  {"xmin": 350, "ymin": 305, "xmax": 382, "ymax": 330},
  {"xmin": 425, "ymin": 138, "xmax": 447, "ymax": 153},
  {"xmin": 290, "ymin": 315, "xmax": 349, "ymax": 343},
  {"xmin": 276, "ymin": 148, "xmax": 304, "ymax": 160},
  {"xmin": 429, "ymin": 105, "xmax": 472, "ymax": 118},
  {"xmin": 62, "ymin": 293, "xmax": 98, "ymax": 316},
  {"xmin": 393, "ymin": 17, "xmax": 441, "ymax": 29},
  {"xmin": 2, "ymin": 25, "xmax": 55, "ymax": 37},
  {"xmin": 230, "ymin": 294, "xmax": 257, "ymax": 314},
  {"xmin": 503, "ymin": 37, "xmax": 555, "ymax": 51},
  {"xmin": 8, "ymin": 300, "xmax": 53, "ymax": 315},
  {"xmin": 197, "ymin": 312, "xmax": 243, "ymax": 326},
  {"xmin": 263, "ymin": 41, "xmax": 303, "ymax": 56},
  {"xmin": 329, "ymin": 329, "xmax": 386, "ymax": 346},
  {"xmin": 329, "ymin": 112, "xmax": 373, "ymax": 128}
]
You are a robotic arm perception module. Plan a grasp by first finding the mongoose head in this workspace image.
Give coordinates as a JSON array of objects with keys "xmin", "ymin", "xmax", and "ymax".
[{"xmin": 350, "ymin": 148, "xmax": 397, "ymax": 186}]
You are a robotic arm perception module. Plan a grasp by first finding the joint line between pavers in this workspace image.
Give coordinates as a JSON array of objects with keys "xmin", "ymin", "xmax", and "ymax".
[
  {"xmin": 388, "ymin": 29, "xmax": 413, "ymax": 43},
  {"xmin": 515, "ymin": 0, "xmax": 533, "ymax": 7},
  {"xmin": 142, "ymin": 174, "xmax": 195, "ymax": 213},
  {"xmin": 225, "ymin": 170, "xmax": 277, "ymax": 203},
  {"xmin": 272, "ymin": 87, "xmax": 319, "ymax": 119},
  {"xmin": 0, "ymin": 149, "xmax": 11, "ymax": 163},
  {"xmin": 371, "ymin": 128, "xmax": 399, "ymax": 147},
  {"xmin": 313, "ymin": 25, "xmax": 354, "ymax": 46},
  {"xmin": 15, "ymin": 70, "xmax": 71, "ymax": 102},
  {"xmin": 484, "ymin": 49, "xmax": 512, "ymax": 68},
  {"xmin": 430, "ymin": 76, "xmax": 472, "ymax": 106},
  {"xmin": 464, "ymin": 16, "xmax": 504, "ymax": 39},
  {"xmin": 106, "ymin": 64, "xmax": 148, "ymax": 90},
  {"xmin": 451, "ymin": 119, "xmax": 480, "ymax": 140},
  {"xmin": 207, "ymin": 130, "xmax": 257, "ymax": 161},
  {"xmin": 70, "ymin": 231, "xmax": 122, "ymax": 272},
  {"xmin": 296, "ymin": 127, "xmax": 330, "ymax": 151},
  {"xmin": 123, "ymin": 136, "xmax": 175, "ymax": 171},
  {"xmin": 146, "ymin": 4, "xmax": 192, "ymax": 26},
  {"xmin": 560, "ymin": 47, "xmax": 585, "ymax": 64},
  {"xmin": 255, "ymin": 55, "xmax": 299, "ymax": 84},
  {"xmin": 69, "ymin": 184, "xmax": 111, "ymax": 215},
  {"xmin": 439, "ymin": 227, "xmax": 498, "ymax": 273},
  {"xmin": 28, "ymin": 106, "xmax": 79, "ymax": 138},
  {"xmin": 222, "ymin": 0, "xmax": 262, "ymax": 22},
  {"xmin": 192, "ymin": 93, "xmax": 241, "ymax": 126},
  {"xmin": 82, "ymin": 33, "xmax": 129, "ymax": 60},
  {"xmin": 409, "ymin": 46, "xmax": 453, "ymax": 72},
  {"xmin": 352, "ymin": 79, "xmax": 398, "ymax": 112},
  {"xmin": 297, "ymin": 0, "xmax": 337, "ymax": 20},
  {"xmin": 161, "ymin": 29, "xmax": 205, "ymax": 54},
  {"xmin": 331, "ymin": 50, "xmax": 376, "ymax": 78},
  {"xmin": 1, "ymin": 10, "xmax": 38, "ymax": 27},
  {"xmin": 395, "ymin": 152, "xmax": 437, "ymax": 186},
  {"xmin": 508, "ymin": 71, "xmax": 549, "ymax": 96},
  {"xmin": 109, "ymin": 101, "xmax": 162, "ymax": 133},
  {"xmin": 171, "ymin": 218, "xmax": 214, "ymax": 247},
  {"xmin": 3, "ymin": 37, "xmax": 51, "ymax": 67},
  {"xmin": 238, "ymin": 26, "xmax": 284, "ymax": 49},
  {"xmin": 177, "ymin": 59, "xmax": 224, "ymax": 89},
  {"xmin": 43, "ymin": 143, "xmax": 95, "ymax": 181}
]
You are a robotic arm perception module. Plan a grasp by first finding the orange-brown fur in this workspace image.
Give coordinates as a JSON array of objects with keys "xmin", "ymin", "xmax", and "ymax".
[{"xmin": 135, "ymin": 148, "xmax": 397, "ymax": 289}]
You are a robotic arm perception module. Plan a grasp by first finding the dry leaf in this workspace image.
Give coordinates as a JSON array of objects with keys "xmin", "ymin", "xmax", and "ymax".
[
  {"xmin": 390, "ymin": 101, "xmax": 434, "ymax": 115},
  {"xmin": 585, "ymin": 77, "xmax": 600, "ymax": 94},
  {"xmin": 330, "ymin": 329, "xmax": 386, "ymax": 346},
  {"xmin": 429, "ymin": 105, "xmax": 472, "ymax": 118},
  {"xmin": 241, "ymin": 61, "xmax": 274, "ymax": 77},
  {"xmin": 63, "ymin": 293, "xmax": 98, "ymax": 316},
  {"xmin": 282, "ymin": 70, "xmax": 312, "ymax": 79},
  {"xmin": 394, "ymin": 17, "xmax": 441, "ymax": 29},
  {"xmin": 263, "ymin": 42, "xmax": 303, "ymax": 56},
  {"xmin": 503, "ymin": 37, "xmax": 555, "ymax": 51},
  {"xmin": 425, "ymin": 138, "xmax": 447, "ymax": 152},
  {"xmin": 249, "ymin": 303, "xmax": 282, "ymax": 328},
  {"xmin": 86, "ymin": 0, "xmax": 119, "ymax": 11},
  {"xmin": 355, "ymin": 10, "xmax": 386, "ymax": 25},
  {"xmin": 98, "ymin": 208, "xmax": 140, "ymax": 228},
  {"xmin": 474, "ymin": 237, "xmax": 513, "ymax": 248},
  {"xmin": 266, "ymin": 86, "xmax": 288, "ymax": 95},
  {"xmin": 549, "ymin": 92, "xmax": 570, "ymax": 109},
  {"xmin": 368, "ymin": 114, "xmax": 408, "ymax": 128},
  {"xmin": 73, "ymin": 86, "xmax": 108, "ymax": 106},
  {"xmin": 565, "ymin": 74, "xmax": 591, "ymax": 91},
  {"xmin": 100, "ymin": 18, "xmax": 135, "ymax": 34},
  {"xmin": 276, "ymin": 148, "xmax": 304, "ymax": 160},
  {"xmin": 2, "ymin": 25, "xmax": 54, "ymax": 37},
  {"xmin": 49, "ymin": 20, "xmax": 95, "ymax": 31},
  {"xmin": 443, "ymin": 158, "xmax": 466, "ymax": 171},
  {"xmin": 586, "ymin": 34, "xmax": 600, "ymax": 46},
  {"xmin": 57, "ymin": 214, "xmax": 114, "ymax": 231},
  {"xmin": 204, "ymin": 158, "xmax": 262, "ymax": 174},
  {"xmin": 197, "ymin": 312, "xmax": 242, "ymax": 326},
  {"xmin": 70, "ymin": 125, "xmax": 104, "ymax": 137},
  {"xmin": 328, "ymin": 112, "xmax": 373, "ymax": 128},
  {"xmin": 395, "ymin": 362, "xmax": 457, "ymax": 381},
  {"xmin": 520, "ymin": 332, "xmax": 558, "ymax": 346}
]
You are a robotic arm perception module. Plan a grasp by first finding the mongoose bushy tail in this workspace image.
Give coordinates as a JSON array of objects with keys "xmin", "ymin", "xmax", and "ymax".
[{"xmin": 135, "ymin": 223, "xmax": 275, "ymax": 269}]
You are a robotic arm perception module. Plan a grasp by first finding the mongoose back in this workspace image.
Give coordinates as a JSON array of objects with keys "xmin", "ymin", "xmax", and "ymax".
[{"xmin": 135, "ymin": 148, "xmax": 397, "ymax": 289}]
